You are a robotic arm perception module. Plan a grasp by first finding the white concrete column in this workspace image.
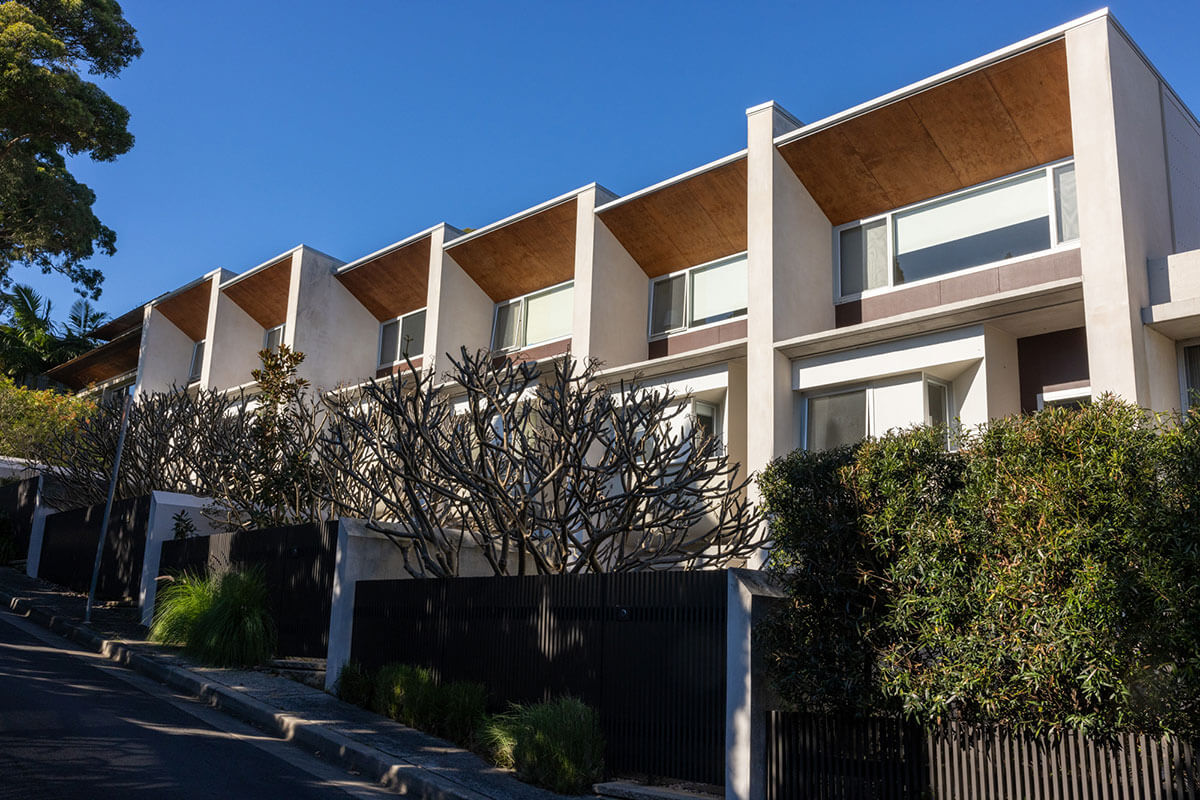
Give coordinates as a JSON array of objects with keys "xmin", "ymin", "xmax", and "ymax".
[
  {"xmin": 745, "ymin": 101, "xmax": 830, "ymax": 478},
  {"xmin": 573, "ymin": 186, "xmax": 647, "ymax": 369},
  {"xmin": 1067, "ymin": 18, "xmax": 1175, "ymax": 408},
  {"xmin": 426, "ymin": 224, "xmax": 494, "ymax": 372},
  {"xmin": 138, "ymin": 492, "xmax": 220, "ymax": 626},
  {"xmin": 204, "ymin": 273, "xmax": 263, "ymax": 391}
]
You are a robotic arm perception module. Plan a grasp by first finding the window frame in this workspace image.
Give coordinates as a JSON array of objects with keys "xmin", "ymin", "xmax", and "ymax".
[
  {"xmin": 801, "ymin": 385, "xmax": 871, "ymax": 452},
  {"xmin": 833, "ymin": 159, "xmax": 1080, "ymax": 303},
  {"xmin": 1036, "ymin": 385, "xmax": 1092, "ymax": 410},
  {"xmin": 263, "ymin": 323, "xmax": 286, "ymax": 351},
  {"xmin": 1178, "ymin": 338, "xmax": 1200, "ymax": 409},
  {"xmin": 691, "ymin": 398, "xmax": 723, "ymax": 448},
  {"xmin": 491, "ymin": 279, "xmax": 574, "ymax": 353},
  {"xmin": 923, "ymin": 376, "xmax": 955, "ymax": 449},
  {"xmin": 187, "ymin": 339, "xmax": 205, "ymax": 385},
  {"xmin": 377, "ymin": 307, "xmax": 427, "ymax": 368},
  {"xmin": 647, "ymin": 251, "xmax": 748, "ymax": 341}
]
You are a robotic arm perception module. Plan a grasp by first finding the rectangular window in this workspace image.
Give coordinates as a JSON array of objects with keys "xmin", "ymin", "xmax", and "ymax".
[
  {"xmin": 649, "ymin": 253, "xmax": 747, "ymax": 338},
  {"xmin": 692, "ymin": 400, "xmax": 720, "ymax": 445},
  {"xmin": 188, "ymin": 340, "xmax": 205, "ymax": 384},
  {"xmin": 836, "ymin": 160, "xmax": 1078, "ymax": 299},
  {"xmin": 806, "ymin": 389, "xmax": 867, "ymax": 452},
  {"xmin": 492, "ymin": 282, "xmax": 573, "ymax": 351},
  {"xmin": 263, "ymin": 324, "xmax": 285, "ymax": 351},
  {"xmin": 379, "ymin": 309, "xmax": 426, "ymax": 366},
  {"xmin": 1054, "ymin": 163, "xmax": 1079, "ymax": 243},
  {"xmin": 925, "ymin": 378, "xmax": 951, "ymax": 448},
  {"xmin": 1184, "ymin": 344, "xmax": 1200, "ymax": 408}
]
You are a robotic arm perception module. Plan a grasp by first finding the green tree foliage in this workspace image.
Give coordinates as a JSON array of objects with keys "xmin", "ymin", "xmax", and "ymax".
[
  {"xmin": 0, "ymin": 1, "xmax": 141, "ymax": 297},
  {"xmin": 0, "ymin": 371, "xmax": 91, "ymax": 459},
  {"xmin": 758, "ymin": 398, "xmax": 1200, "ymax": 737},
  {"xmin": 0, "ymin": 283, "xmax": 107, "ymax": 380}
]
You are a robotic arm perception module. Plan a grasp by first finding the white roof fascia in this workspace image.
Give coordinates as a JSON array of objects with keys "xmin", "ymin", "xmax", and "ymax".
[
  {"xmin": 773, "ymin": 7, "xmax": 1111, "ymax": 148},
  {"xmin": 595, "ymin": 149, "xmax": 748, "ymax": 214}
]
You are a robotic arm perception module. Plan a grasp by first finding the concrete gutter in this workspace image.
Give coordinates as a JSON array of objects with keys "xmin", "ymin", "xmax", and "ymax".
[{"xmin": 0, "ymin": 587, "xmax": 565, "ymax": 800}]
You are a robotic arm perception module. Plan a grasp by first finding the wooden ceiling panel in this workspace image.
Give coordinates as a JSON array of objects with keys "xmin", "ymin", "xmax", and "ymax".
[
  {"xmin": 90, "ymin": 306, "xmax": 144, "ymax": 341},
  {"xmin": 778, "ymin": 40, "xmax": 1072, "ymax": 226},
  {"xmin": 598, "ymin": 158, "xmax": 748, "ymax": 278},
  {"xmin": 154, "ymin": 279, "xmax": 212, "ymax": 341},
  {"xmin": 906, "ymin": 69, "xmax": 1035, "ymax": 187},
  {"xmin": 987, "ymin": 41, "xmax": 1073, "ymax": 164},
  {"xmin": 222, "ymin": 257, "xmax": 292, "ymax": 328},
  {"xmin": 448, "ymin": 198, "xmax": 578, "ymax": 301},
  {"xmin": 337, "ymin": 236, "xmax": 431, "ymax": 321},
  {"xmin": 46, "ymin": 329, "xmax": 142, "ymax": 390}
]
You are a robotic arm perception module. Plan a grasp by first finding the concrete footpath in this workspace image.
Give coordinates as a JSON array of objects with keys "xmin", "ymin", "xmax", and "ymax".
[{"xmin": 0, "ymin": 567, "xmax": 566, "ymax": 800}]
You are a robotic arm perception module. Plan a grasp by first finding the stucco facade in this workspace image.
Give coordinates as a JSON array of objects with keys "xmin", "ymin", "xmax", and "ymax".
[{"xmin": 49, "ymin": 9, "xmax": 1200, "ymax": 484}]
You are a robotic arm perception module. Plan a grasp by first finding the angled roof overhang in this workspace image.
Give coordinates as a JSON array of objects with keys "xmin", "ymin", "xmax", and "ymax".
[
  {"xmin": 151, "ymin": 273, "xmax": 216, "ymax": 341},
  {"xmin": 220, "ymin": 250, "xmax": 295, "ymax": 328},
  {"xmin": 90, "ymin": 305, "xmax": 145, "ymax": 341},
  {"xmin": 335, "ymin": 228, "xmax": 437, "ymax": 321},
  {"xmin": 45, "ymin": 327, "xmax": 142, "ymax": 390},
  {"xmin": 445, "ymin": 187, "xmax": 604, "ymax": 301},
  {"xmin": 596, "ymin": 152, "xmax": 748, "ymax": 278},
  {"xmin": 776, "ymin": 38, "xmax": 1073, "ymax": 226}
]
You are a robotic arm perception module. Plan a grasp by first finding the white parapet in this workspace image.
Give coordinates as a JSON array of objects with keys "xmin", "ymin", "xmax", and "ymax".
[{"xmin": 138, "ymin": 492, "xmax": 221, "ymax": 626}]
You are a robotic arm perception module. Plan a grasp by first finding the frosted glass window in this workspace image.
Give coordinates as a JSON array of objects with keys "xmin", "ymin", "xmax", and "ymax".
[
  {"xmin": 524, "ymin": 284, "xmax": 573, "ymax": 346},
  {"xmin": 926, "ymin": 380, "xmax": 949, "ymax": 428},
  {"xmin": 650, "ymin": 274, "xmax": 686, "ymax": 336},
  {"xmin": 493, "ymin": 301, "xmax": 521, "ymax": 351},
  {"xmin": 807, "ymin": 390, "xmax": 867, "ymax": 451},
  {"xmin": 1185, "ymin": 345, "xmax": 1200, "ymax": 408},
  {"xmin": 1055, "ymin": 163, "xmax": 1079, "ymax": 243},
  {"xmin": 399, "ymin": 310, "xmax": 425, "ymax": 358},
  {"xmin": 379, "ymin": 320, "xmax": 400, "ymax": 364},
  {"xmin": 188, "ymin": 340, "xmax": 205, "ymax": 383},
  {"xmin": 264, "ymin": 324, "xmax": 285, "ymax": 351},
  {"xmin": 894, "ymin": 171, "xmax": 1050, "ymax": 284},
  {"xmin": 690, "ymin": 256, "xmax": 747, "ymax": 327},
  {"xmin": 839, "ymin": 220, "xmax": 889, "ymax": 296}
]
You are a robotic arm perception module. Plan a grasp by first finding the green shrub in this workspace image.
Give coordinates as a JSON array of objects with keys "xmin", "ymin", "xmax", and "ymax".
[
  {"xmin": 480, "ymin": 698, "xmax": 604, "ymax": 794},
  {"xmin": 151, "ymin": 568, "xmax": 276, "ymax": 668},
  {"xmin": 150, "ymin": 571, "xmax": 218, "ymax": 646},
  {"xmin": 335, "ymin": 661, "xmax": 374, "ymax": 708},
  {"xmin": 370, "ymin": 663, "xmax": 487, "ymax": 745},
  {"xmin": 759, "ymin": 397, "xmax": 1200, "ymax": 737},
  {"xmin": 187, "ymin": 568, "xmax": 276, "ymax": 667}
]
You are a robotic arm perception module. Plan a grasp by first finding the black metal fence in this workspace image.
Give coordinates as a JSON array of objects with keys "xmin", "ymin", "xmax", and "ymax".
[
  {"xmin": 0, "ymin": 476, "xmax": 40, "ymax": 559},
  {"xmin": 352, "ymin": 569, "xmax": 728, "ymax": 786},
  {"xmin": 767, "ymin": 712, "xmax": 1200, "ymax": 800},
  {"xmin": 158, "ymin": 521, "xmax": 336, "ymax": 658},
  {"xmin": 37, "ymin": 495, "xmax": 152, "ymax": 601}
]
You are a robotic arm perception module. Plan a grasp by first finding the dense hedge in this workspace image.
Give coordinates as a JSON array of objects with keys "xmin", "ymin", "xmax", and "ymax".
[
  {"xmin": 0, "ymin": 375, "xmax": 91, "ymax": 461},
  {"xmin": 758, "ymin": 397, "xmax": 1200, "ymax": 737}
]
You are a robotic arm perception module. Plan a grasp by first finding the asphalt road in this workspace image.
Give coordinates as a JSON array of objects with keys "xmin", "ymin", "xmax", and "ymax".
[{"xmin": 0, "ymin": 609, "xmax": 393, "ymax": 799}]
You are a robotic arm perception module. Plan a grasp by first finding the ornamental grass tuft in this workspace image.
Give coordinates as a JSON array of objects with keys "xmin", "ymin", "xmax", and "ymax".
[
  {"xmin": 150, "ymin": 568, "xmax": 275, "ymax": 668},
  {"xmin": 479, "ymin": 697, "xmax": 605, "ymax": 795}
]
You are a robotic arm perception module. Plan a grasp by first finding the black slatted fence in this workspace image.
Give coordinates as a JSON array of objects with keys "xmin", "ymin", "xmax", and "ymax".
[
  {"xmin": 767, "ymin": 712, "xmax": 1200, "ymax": 800},
  {"xmin": 158, "ymin": 521, "xmax": 336, "ymax": 658},
  {"xmin": 37, "ymin": 495, "xmax": 152, "ymax": 601},
  {"xmin": 0, "ymin": 476, "xmax": 39, "ymax": 559},
  {"xmin": 352, "ymin": 570, "xmax": 728, "ymax": 786}
]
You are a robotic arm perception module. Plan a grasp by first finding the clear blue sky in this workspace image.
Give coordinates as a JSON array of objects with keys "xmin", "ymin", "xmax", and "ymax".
[{"xmin": 28, "ymin": 1, "xmax": 1200, "ymax": 320}]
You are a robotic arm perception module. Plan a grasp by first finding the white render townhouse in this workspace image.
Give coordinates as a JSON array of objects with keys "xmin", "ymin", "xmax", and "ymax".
[{"xmin": 48, "ymin": 9, "xmax": 1200, "ymax": 485}]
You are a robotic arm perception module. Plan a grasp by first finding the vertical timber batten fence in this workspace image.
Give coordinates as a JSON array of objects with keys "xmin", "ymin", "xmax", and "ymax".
[
  {"xmin": 766, "ymin": 711, "xmax": 1199, "ymax": 800},
  {"xmin": 351, "ymin": 569, "xmax": 728, "ymax": 786},
  {"xmin": 158, "ymin": 521, "xmax": 336, "ymax": 658}
]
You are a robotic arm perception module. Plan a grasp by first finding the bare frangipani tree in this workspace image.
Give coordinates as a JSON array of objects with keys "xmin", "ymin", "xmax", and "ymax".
[{"xmin": 321, "ymin": 349, "xmax": 763, "ymax": 578}]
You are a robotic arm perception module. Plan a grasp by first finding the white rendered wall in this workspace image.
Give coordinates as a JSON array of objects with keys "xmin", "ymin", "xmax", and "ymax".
[
  {"xmin": 427, "ymin": 226, "xmax": 494, "ymax": 371},
  {"xmin": 576, "ymin": 194, "xmax": 648, "ymax": 368},
  {"xmin": 205, "ymin": 279, "xmax": 265, "ymax": 391},
  {"xmin": 288, "ymin": 247, "xmax": 377, "ymax": 391},
  {"xmin": 1068, "ymin": 18, "xmax": 1175, "ymax": 407},
  {"xmin": 134, "ymin": 306, "xmax": 195, "ymax": 395},
  {"xmin": 1164, "ymin": 92, "xmax": 1200, "ymax": 253}
]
